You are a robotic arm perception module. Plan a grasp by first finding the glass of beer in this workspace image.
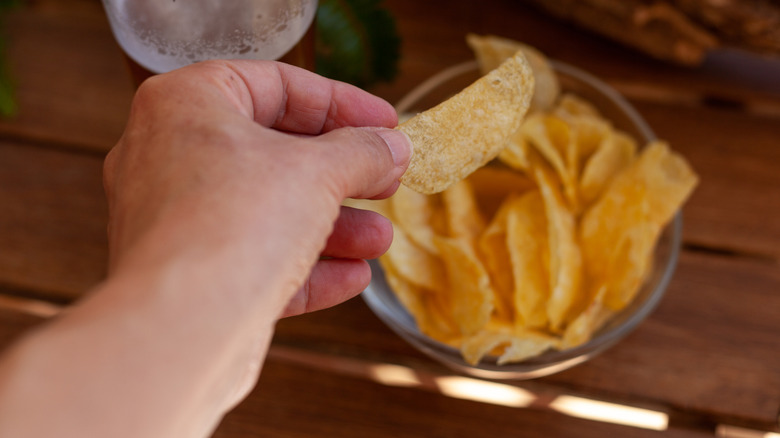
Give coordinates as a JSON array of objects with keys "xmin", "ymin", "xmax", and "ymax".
[{"xmin": 101, "ymin": 0, "xmax": 318, "ymax": 82}]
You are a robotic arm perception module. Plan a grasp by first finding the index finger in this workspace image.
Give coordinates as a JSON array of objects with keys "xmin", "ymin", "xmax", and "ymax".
[{"xmin": 193, "ymin": 60, "xmax": 399, "ymax": 134}]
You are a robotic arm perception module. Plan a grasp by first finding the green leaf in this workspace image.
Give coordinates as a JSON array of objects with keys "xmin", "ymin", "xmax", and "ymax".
[
  {"xmin": 315, "ymin": 0, "xmax": 401, "ymax": 89},
  {"xmin": 0, "ymin": 0, "xmax": 20, "ymax": 117}
]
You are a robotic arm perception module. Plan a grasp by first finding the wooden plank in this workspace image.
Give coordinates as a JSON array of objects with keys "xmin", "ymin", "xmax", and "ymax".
[
  {"xmin": 0, "ymin": 141, "xmax": 108, "ymax": 302},
  {"xmin": 273, "ymin": 250, "xmax": 780, "ymax": 429},
  {"xmin": 0, "ymin": 0, "xmax": 134, "ymax": 153},
  {"xmin": 215, "ymin": 357, "xmax": 712, "ymax": 438}
]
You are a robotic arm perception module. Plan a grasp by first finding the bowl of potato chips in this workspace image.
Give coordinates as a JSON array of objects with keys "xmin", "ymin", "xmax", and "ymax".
[{"xmin": 358, "ymin": 35, "xmax": 698, "ymax": 380}]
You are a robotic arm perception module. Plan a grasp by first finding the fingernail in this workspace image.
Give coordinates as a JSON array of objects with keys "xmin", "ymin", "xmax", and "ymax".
[{"xmin": 377, "ymin": 129, "xmax": 412, "ymax": 168}]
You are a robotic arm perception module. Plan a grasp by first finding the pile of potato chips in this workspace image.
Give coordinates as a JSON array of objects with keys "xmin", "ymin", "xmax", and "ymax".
[{"xmin": 356, "ymin": 35, "xmax": 699, "ymax": 366}]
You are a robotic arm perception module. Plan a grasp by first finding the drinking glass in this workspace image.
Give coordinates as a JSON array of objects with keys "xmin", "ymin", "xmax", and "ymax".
[{"xmin": 101, "ymin": 0, "xmax": 318, "ymax": 78}]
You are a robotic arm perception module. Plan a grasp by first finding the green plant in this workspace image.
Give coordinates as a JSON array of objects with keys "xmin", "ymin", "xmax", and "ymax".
[
  {"xmin": 315, "ymin": 0, "xmax": 401, "ymax": 89},
  {"xmin": 0, "ymin": 0, "xmax": 19, "ymax": 117}
]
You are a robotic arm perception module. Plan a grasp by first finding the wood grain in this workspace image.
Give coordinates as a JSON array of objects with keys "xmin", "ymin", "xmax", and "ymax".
[
  {"xmin": 0, "ymin": 141, "xmax": 108, "ymax": 302},
  {"xmin": 214, "ymin": 357, "xmax": 713, "ymax": 438},
  {"xmin": 0, "ymin": 0, "xmax": 133, "ymax": 153}
]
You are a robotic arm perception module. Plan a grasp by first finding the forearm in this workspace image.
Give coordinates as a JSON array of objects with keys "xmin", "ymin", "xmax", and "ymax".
[{"xmin": 0, "ymin": 229, "xmax": 287, "ymax": 438}]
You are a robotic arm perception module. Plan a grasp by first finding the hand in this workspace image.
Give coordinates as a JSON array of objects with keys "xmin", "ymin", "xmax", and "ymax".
[
  {"xmin": 104, "ymin": 60, "xmax": 411, "ymax": 316},
  {"xmin": 0, "ymin": 60, "xmax": 411, "ymax": 438}
]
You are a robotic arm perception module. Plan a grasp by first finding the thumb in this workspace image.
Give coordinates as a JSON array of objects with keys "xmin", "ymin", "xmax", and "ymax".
[{"xmin": 310, "ymin": 126, "xmax": 413, "ymax": 200}]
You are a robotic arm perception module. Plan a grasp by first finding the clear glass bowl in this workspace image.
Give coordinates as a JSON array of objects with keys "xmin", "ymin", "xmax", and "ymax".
[{"xmin": 362, "ymin": 60, "xmax": 682, "ymax": 380}]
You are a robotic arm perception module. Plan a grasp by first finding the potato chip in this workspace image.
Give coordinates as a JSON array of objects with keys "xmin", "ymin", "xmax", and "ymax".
[
  {"xmin": 435, "ymin": 236, "xmax": 494, "ymax": 336},
  {"xmin": 385, "ymin": 223, "xmax": 445, "ymax": 291},
  {"xmin": 533, "ymin": 165, "xmax": 582, "ymax": 332},
  {"xmin": 498, "ymin": 131, "xmax": 532, "ymax": 173},
  {"xmin": 380, "ymin": 258, "xmax": 459, "ymax": 343},
  {"xmin": 466, "ymin": 33, "xmax": 560, "ymax": 112},
  {"xmin": 522, "ymin": 114, "xmax": 579, "ymax": 209},
  {"xmin": 561, "ymin": 286, "xmax": 613, "ymax": 349},
  {"xmin": 506, "ymin": 191, "xmax": 550, "ymax": 329},
  {"xmin": 460, "ymin": 321, "xmax": 559, "ymax": 365},
  {"xmin": 639, "ymin": 141, "xmax": 700, "ymax": 226},
  {"xmin": 460, "ymin": 325, "xmax": 513, "ymax": 365},
  {"xmin": 497, "ymin": 330, "xmax": 560, "ymax": 365},
  {"xmin": 553, "ymin": 93, "xmax": 612, "ymax": 164},
  {"xmin": 579, "ymin": 131, "xmax": 637, "ymax": 207},
  {"xmin": 467, "ymin": 165, "xmax": 535, "ymax": 218},
  {"xmin": 477, "ymin": 196, "xmax": 517, "ymax": 324},
  {"xmin": 580, "ymin": 141, "xmax": 698, "ymax": 310},
  {"xmin": 442, "ymin": 179, "xmax": 486, "ymax": 242},
  {"xmin": 398, "ymin": 51, "xmax": 534, "ymax": 194},
  {"xmin": 390, "ymin": 184, "xmax": 442, "ymax": 254},
  {"xmin": 553, "ymin": 93, "xmax": 602, "ymax": 120},
  {"xmin": 571, "ymin": 117, "xmax": 613, "ymax": 168}
]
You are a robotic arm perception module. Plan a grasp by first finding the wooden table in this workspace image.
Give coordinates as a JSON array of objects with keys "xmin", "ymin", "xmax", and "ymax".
[{"xmin": 1, "ymin": 0, "xmax": 779, "ymax": 436}]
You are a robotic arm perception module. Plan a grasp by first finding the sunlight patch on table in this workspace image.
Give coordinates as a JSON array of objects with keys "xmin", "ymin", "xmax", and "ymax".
[
  {"xmin": 549, "ymin": 395, "xmax": 668, "ymax": 431},
  {"xmin": 270, "ymin": 346, "xmax": 686, "ymax": 433},
  {"xmin": 434, "ymin": 376, "xmax": 536, "ymax": 408},
  {"xmin": 368, "ymin": 363, "xmax": 423, "ymax": 387},
  {"xmin": 717, "ymin": 425, "xmax": 780, "ymax": 438}
]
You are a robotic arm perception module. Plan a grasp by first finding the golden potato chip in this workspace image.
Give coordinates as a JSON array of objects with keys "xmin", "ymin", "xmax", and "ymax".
[
  {"xmin": 385, "ymin": 223, "xmax": 445, "ymax": 291},
  {"xmin": 398, "ymin": 51, "xmax": 534, "ymax": 194},
  {"xmin": 522, "ymin": 114, "xmax": 579, "ymax": 209},
  {"xmin": 561, "ymin": 286, "xmax": 613, "ymax": 349},
  {"xmin": 467, "ymin": 165, "xmax": 535, "ymax": 218},
  {"xmin": 466, "ymin": 33, "xmax": 560, "ymax": 112},
  {"xmin": 497, "ymin": 330, "xmax": 560, "ymax": 365},
  {"xmin": 570, "ymin": 116, "xmax": 613, "ymax": 167},
  {"xmin": 533, "ymin": 165, "xmax": 582, "ymax": 332},
  {"xmin": 442, "ymin": 179, "xmax": 486, "ymax": 242},
  {"xmin": 523, "ymin": 114, "xmax": 571, "ymax": 166},
  {"xmin": 460, "ymin": 325, "xmax": 513, "ymax": 365},
  {"xmin": 506, "ymin": 191, "xmax": 550, "ymax": 329},
  {"xmin": 498, "ymin": 131, "xmax": 532, "ymax": 173},
  {"xmin": 390, "ymin": 184, "xmax": 441, "ymax": 254},
  {"xmin": 639, "ymin": 141, "xmax": 700, "ymax": 226},
  {"xmin": 380, "ymin": 258, "xmax": 459, "ymax": 344},
  {"xmin": 553, "ymin": 94, "xmax": 611, "ymax": 163},
  {"xmin": 580, "ymin": 141, "xmax": 698, "ymax": 310},
  {"xmin": 435, "ymin": 236, "xmax": 494, "ymax": 336},
  {"xmin": 477, "ymin": 197, "xmax": 517, "ymax": 324},
  {"xmin": 553, "ymin": 93, "xmax": 602, "ymax": 120},
  {"xmin": 460, "ymin": 321, "xmax": 559, "ymax": 365},
  {"xmin": 605, "ymin": 224, "xmax": 657, "ymax": 311},
  {"xmin": 579, "ymin": 131, "xmax": 637, "ymax": 208}
]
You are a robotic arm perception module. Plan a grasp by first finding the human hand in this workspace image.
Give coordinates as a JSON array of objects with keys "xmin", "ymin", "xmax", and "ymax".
[{"xmin": 103, "ymin": 60, "xmax": 411, "ymax": 318}]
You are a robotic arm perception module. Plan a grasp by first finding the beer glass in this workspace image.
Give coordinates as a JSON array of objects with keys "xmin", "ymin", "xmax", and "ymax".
[{"xmin": 102, "ymin": 0, "xmax": 317, "ymax": 77}]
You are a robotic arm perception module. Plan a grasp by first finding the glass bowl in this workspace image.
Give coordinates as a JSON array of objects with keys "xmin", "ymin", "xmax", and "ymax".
[{"xmin": 362, "ymin": 60, "xmax": 682, "ymax": 380}]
